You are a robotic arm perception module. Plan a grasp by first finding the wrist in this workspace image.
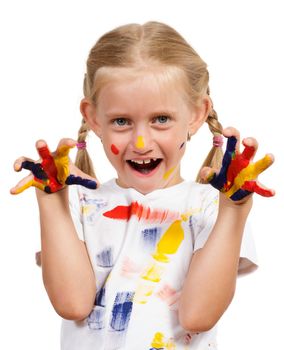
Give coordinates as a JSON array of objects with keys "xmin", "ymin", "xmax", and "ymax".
[
  {"xmin": 218, "ymin": 192, "xmax": 253, "ymax": 220},
  {"xmin": 35, "ymin": 187, "xmax": 69, "ymax": 207}
]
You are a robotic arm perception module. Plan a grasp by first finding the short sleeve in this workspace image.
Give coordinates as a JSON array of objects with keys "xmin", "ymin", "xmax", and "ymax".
[
  {"xmin": 192, "ymin": 187, "xmax": 258, "ymax": 275},
  {"xmin": 68, "ymin": 186, "xmax": 84, "ymax": 241}
]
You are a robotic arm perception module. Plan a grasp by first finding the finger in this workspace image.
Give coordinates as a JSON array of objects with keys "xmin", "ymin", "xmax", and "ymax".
[
  {"xmin": 36, "ymin": 140, "xmax": 52, "ymax": 159},
  {"xmin": 250, "ymin": 153, "xmax": 274, "ymax": 178},
  {"xmin": 10, "ymin": 174, "xmax": 35, "ymax": 195},
  {"xmin": 65, "ymin": 174, "xmax": 98, "ymax": 189},
  {"xmin": 242, "ymin": 180, "xmax": 275, "ymax": 197},
  {"xmin": 241, "ymin": 137, "xmax": 258, "ymax": 160},
  {"xmin": 55, "ymin": 138, "xmax": 77, "ymax": 157},
  {"xmin": 69, "ymin": 163, "xmax": 100, "ymax": 184},
  {"xmin": 13, "ymin": 156, "xmax": 36, "ymax": 172},
  {"xmin": 223, "ymin": 127, "xmax": 240, "ymax": 152},
  {"xmin": 21, "ymin": 161, "xmax": 48, "ymax": 180},
  {"xmin": 199, "ymin": 166, "xmax": 216, "ymax": 184},
  {"xmin": 225, "ymin": 153, "xmax": 274, "ymax": 198},
  {"xmin": 212, "ymin": 136, "xmax": 238, "ymax": 189}
]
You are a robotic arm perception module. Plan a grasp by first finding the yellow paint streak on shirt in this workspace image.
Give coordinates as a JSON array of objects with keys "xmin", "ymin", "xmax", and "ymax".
[
  {"xmin": 151, "ymin": 332, "xmax": 176, "ymax": 350},
  {"xmin": 180, "ymin": 208, "xmax": 201, "ymax": 222},
  {"xmin": 151, "ymin": 332, "xmax": 165, "ymax": 348},
  {"xmin": 142, "ymin": 262, "xmax": 165, "ymax": 282},
  {"xmin": 133, "ymin": 283, "xmax": 154, "ymax": 304},
  {"xmin": 152, "ymin": 220, "xmax": 184, "ymax": 263},
  {"xmin": 225, "ymin": 154, "xmax": 272, "ymax": 198},
  {"xmin": 163, "ymin": 167, "xmax": 175, "ymax": 180},
  {"xmin": 135, "ymin": 136, "xmax": 144, "ymax": 149},
  {"xmin": 81, "ymin": 206, "xmax": 90, "ymax": 215}
]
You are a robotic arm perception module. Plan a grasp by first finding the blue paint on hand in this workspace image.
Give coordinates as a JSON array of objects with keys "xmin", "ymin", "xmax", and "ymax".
[{"xmin": 65, "ymin": 174, "xmax": 97, "ymax": 189}]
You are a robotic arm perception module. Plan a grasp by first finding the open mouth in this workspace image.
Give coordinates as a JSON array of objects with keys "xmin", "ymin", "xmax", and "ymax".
[{"xmin": 126, "ymin": 158, "xmax": 162, "ymax": 174}]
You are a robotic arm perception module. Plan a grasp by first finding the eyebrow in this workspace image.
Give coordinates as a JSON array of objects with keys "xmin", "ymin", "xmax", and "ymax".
[{"xmin": 105, "ymin": 109, "xmax": 177, "ymax": 119}]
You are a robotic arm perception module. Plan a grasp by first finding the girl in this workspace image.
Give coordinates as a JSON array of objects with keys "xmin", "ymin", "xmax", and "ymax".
[{"xmin": 11, "ymin": 21, "xmax": 274, "ymax": 349}]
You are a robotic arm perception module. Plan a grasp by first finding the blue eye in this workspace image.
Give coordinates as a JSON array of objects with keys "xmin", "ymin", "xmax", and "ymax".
[
  {"xmin": 113, "ymin": 118, "xmax": 128, "ymax": 126},
  {"xmin": 155, "ymin": 115, "xmax": 169, "ymax": 124}
]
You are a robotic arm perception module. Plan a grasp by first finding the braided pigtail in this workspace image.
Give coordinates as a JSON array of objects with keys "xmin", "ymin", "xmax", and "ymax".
[
  {"xmin": 75, "ymin": 118, "xmax": 97, "ymax": 178},
  {"xmin": 196, "ymin": 103, "xmax": 224, "ymax": 183}
]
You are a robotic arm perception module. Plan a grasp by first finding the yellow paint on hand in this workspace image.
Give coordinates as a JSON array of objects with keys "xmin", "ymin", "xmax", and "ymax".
[
  {"xmin": 163, "ymin": 167, "xmax": 175, "ymax": 180},
  {"xmin": 152, "ymin": 220, "xmax": 184, "ymax": 263},
  {"xmin": 135, "ymin": 136, "xmax": 144, "ymax": 149},
  {"xmin": 142, "ymin": 262, "xmax": 165, "ymax": 282},
  {"xmin": 225, "ymin": 154, "xmax": 273, "ymax": 198},
  {"xmin": 14, "ymin": 179, "xmax": 46, "ymax": 194},
  {"xmin": 54, "ymin": 145, "xmax": 72, "ymax": 184}
]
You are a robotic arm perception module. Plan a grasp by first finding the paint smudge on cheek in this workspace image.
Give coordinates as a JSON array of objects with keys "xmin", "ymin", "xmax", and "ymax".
[
  {"xmin": 163, "ymin": 167, "xmax": 175, "ymax": 180},
  {"xmin": 111, "ymin": 144, "xmax": 119, "ymax": 155},
  {"xmin": 135, "ymin": 136, "xmax": 144, "ymax": 149}
]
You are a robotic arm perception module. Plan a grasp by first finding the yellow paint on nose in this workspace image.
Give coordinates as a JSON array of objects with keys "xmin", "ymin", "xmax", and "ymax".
[{"xmin": 135, "ymin": 136, "xmax": 144, "ymax": 149}]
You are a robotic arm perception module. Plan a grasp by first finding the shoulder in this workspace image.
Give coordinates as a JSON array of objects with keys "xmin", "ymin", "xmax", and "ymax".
[
  {"xmin": 179, "ymin": 181, "xmax": 219, "ymax": 208},
  {"xmin": 68, "ymin": 178, "xmax": 118, "ymax": 205}
]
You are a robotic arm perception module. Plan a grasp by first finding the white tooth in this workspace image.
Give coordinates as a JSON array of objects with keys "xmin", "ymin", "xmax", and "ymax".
[
  {"xmin": 132, "ymin": 159, "xmax": 144, "ymax": 164},
  {"xmin": 152, "ymin": 158, "xmax": 157, "ymax": 161},
  {"xmin": 143, "ymin": 159, "xmax": 151, "ymax": 164}
]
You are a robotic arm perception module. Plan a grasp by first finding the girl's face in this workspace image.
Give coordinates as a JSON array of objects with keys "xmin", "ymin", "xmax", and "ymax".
[{"xmin": 85, "ymin": 70, "xmax": 208, "ymax": 194}]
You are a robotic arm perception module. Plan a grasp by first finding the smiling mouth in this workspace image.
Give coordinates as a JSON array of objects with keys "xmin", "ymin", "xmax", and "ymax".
[{"xmin": 126, "ymin": 158, "xmax": 162, "ymax": 174}]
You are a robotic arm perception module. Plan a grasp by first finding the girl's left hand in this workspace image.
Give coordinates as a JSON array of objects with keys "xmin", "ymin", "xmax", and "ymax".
[{"xmin": 200, "ymin": 127, "xmax": 275, "ymax": 201}]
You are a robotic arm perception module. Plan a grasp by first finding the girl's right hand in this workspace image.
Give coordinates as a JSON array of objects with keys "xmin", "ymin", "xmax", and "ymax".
[{"xmin": 10, "ymin": 138, "xmax": 98, "ymax": 195}]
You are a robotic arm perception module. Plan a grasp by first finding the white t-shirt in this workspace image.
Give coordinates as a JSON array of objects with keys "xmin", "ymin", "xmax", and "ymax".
[{"xmin": 61, "ymin": 179, "xmax": 257, "ymax": 350}]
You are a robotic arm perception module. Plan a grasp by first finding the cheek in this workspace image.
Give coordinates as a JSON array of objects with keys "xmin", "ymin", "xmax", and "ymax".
[{"xmin": 110, "ymin": 144, "xmax": 120, "ymax": 155}]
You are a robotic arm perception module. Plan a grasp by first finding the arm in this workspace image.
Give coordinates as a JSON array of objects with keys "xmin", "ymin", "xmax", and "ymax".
[
  {"xmin": 11, "ymin": 138, "xmax": 98, "ymax": 320},
  {"xmin": 37, "ymin": 188, "xmax": 96, "ymax": 321},
  {"xmin": 179, "ymin": 128, "xmax": 274, "ymax": 333},
  {"xmin": 179, "ymin": 194, "xmax": 251, "ymax": 332}
]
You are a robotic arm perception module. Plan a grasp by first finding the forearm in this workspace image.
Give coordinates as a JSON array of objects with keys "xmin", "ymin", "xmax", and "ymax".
[
  {"xmin": 179, "ymin": 195, "xmax": 252, "ymax": 332},
  {"xmin": 37, "ymin": 188, "xmax": 96, "ymax": 320}
]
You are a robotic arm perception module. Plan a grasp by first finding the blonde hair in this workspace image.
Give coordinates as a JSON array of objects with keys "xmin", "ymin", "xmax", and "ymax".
[{"xmin": 75, "ymin": 21, "xmax": 223, "ymax": 182}]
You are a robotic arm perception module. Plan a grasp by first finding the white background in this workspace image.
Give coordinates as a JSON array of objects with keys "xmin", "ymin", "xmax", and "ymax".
[{"xmin": 1, "ymin": 0, "xmax": 283, "ymax": 349}]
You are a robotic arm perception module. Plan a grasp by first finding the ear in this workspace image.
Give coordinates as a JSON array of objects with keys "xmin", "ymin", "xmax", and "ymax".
[
  {"xmin": 188, "ymin": 97, "xmax": 211, "ymax": 135},
  {"xmin": 80, "ymin": 98, "xmax": 102, "ymax": 138}
]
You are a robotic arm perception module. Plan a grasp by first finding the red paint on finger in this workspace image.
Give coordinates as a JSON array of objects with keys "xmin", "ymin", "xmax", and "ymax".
[
  {"xmin": 242, "ymin": 181, "xmax": 274, "ymax": 197},
  {"xmin": 111, "ymin": 144, "xmax": 119, "ymax": 155}
]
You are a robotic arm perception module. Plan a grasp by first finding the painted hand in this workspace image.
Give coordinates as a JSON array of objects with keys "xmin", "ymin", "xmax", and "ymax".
[
  {"xmin": 11, "ymin": 139, "xmax": 98, "ymax": 194},
  {"xmin": 201, "ymin": 129, "xmax": 275, "ymax": 201}
]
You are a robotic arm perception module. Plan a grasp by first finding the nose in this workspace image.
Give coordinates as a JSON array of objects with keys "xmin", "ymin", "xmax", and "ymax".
[{"xmin": 132, "ymin": 128, "xmax": 153, "ymax": 154}]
